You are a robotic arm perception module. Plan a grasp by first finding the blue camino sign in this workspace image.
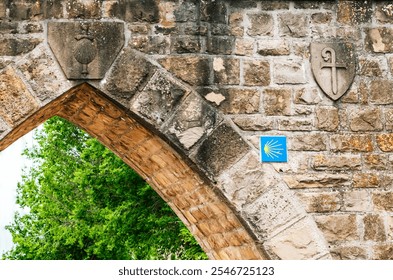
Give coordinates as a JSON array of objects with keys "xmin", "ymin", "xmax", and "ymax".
[{"xmin": 260, "ymin": 136, "xmax": 288, "ymax": 163}]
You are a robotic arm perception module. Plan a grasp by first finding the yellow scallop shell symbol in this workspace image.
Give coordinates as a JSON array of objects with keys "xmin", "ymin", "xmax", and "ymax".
[{"xmin": 263, "ymin": 139, "xmax": 284, "ymax": 159}]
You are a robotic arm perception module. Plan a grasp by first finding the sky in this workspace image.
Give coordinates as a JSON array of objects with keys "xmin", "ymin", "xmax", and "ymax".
[{"xmin": 0, "ymin": 130, "xmax": 35, "ymax": 255}]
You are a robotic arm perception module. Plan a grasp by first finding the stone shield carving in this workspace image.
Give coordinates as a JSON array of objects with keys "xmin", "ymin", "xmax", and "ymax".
[
  {"xmin": 310, "ymin": 42, "xmax": 356, "ymax": 101},
  {"xmin": 48, "ymin": 21, "xmax": 124, "ymax": 80}
]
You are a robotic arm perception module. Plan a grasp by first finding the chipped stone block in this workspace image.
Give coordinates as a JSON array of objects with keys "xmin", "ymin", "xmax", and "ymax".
[
  {"xmin": 220, "ymin": 88, "xmax": 260, "ymax": 114},
  {"xmin": 213, "ymin": 57, "xmax": 240, "ymax": 85},
  {"xmin": 376, "ymin": 133, "xmax": 393, "ymax": 152},
  {"xmin": 0, "ymin": 38, "xmax": 42, "ymax": 56},
  {"xmin": 247, "ymin": 13, "xmax": 273, "ymax": 36},
  {"xmin": 330, "ymin": 134, "xmax": 373, "ymax": 152},
  {"xmin": 364, "ymin": 154, "xmax": 388, "ymax": 170},
  {"xmin": 316, "ymin": 107, "xmax": 339, "ymax": 131},
  {"xmin": 243, "ymin": 184, "xmax": 304, "ymax": 240},
  {"xmin": 279, "ymin": 13, "xmax": 309, "ymax": 38},
  {"xmin": 243, "ymin": 60, "xmax": 270, "ymax": 86},
  {"xmin": 370, "ymin": 79, "xmax": 393, "ymax": 104},
  {"xmin": 349, "ymin": 108, "xmax": 383, "ymax": 132},
  {"xmin": 315, "ymin": 214, "xmax": 359, "ymax": 244},
  {"xmin": 232, "ymin": 115, "xmax": 275, "ymax": 131},
  {"xmin": 263, "ymin": 88, "xmax": 291, "ymax": 116},
  {"xmin": 273, "ymin": 60, "xmax": 306, "ymax": 84},
  {"xmin": 337, "ymin": 0, "xmax": 373, "ymax": 25},
  {"xmin": 265, "ymin": 217, "xmax": 328, "ymax": 260},
  {"xmin": 365, "ymin": 28, "xmax": 393, "ymax": 53},
  {"xmin": 131, "ymin": 72, "xmax": 187, "ymax": 126},
  {"xmin": 294, "ymin": 88, "xmax": 322, "ymax": 105}
]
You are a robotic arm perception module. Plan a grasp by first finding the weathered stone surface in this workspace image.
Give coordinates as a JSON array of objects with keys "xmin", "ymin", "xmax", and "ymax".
[
  {"xmin": 0, "ymin": 67, "xmax": 38, "ymax": 125},
  {"xmin": 105, "ymin": 47, "xmax": 154, "ymax": 104},
  {"xmin": 131, "ymin": 72, "xmax": 187, "ymax": 126},
  {"xmin": 363, "ymin": 214, "xmax": 386, "ymax": 242},
  {"xmin": 16, "ymin": 46, "xmax": 71, "ymax": 102},
  {"xmin": 331, "ymin": 246, "xmax": 367, "ymax": 260},
  {"xmin": 294, "ymin": 88, "xmax": 321, "ymax": 105},
  {"xmin": 243, "ymin": 60, "xmax": 270, "ymax": 86},
  {"xmin": 285, "ymin": 173, "xmax": 351, "ymax": 189},
  {"xmin": 265, "ymin": 218, "xmax": 327, "ymax": 260},
  {"xmin": 213, "ymin": 57, "xmax": 240, "ymax": 85},
  {"xmin": 193, "ymin": 123, "xmax": 250, "ymax": 177},
  {"xmin": 370, "ymin": 80, "xmax": 393, "ymax": 104},
  {"xmin": 349, "ymin": 108, "xmax": 383, "ymax": 131},
  {"xmin": 385, "ymin": 108, "xmax": 393, "ymax": 131},
  {"xmin": 219, "ymin": 153, "xmax": 280, "ymax": 209},
  {"xmin": 359, "ymin": 58, "xmax": 382, "ymax": 77},
  {"xmin": 0, "ymin": 2, "xmax": 5, "ymax": 18},
  {"xmin": 373, "ymin": 192, "xmax": 393, "ymax": 211},
  {"xmin": 243, "ymin": 185, "xmax": 304, "ymax": 239},
  {"xmin": 316, "ymin": 107, "xmax": 339, "ymax": 131},
  {"xmin": 232, "ymin": 115, "xmax": 275, "ymax": 131},
  {"xmin": 315, "ymin": 214, "xmax": 358, "ymax": 243},
  {"xmin": 234, "ymin": 38, "xmax": 254, "ymax": 56},
  {"xmin": 165, "ymin": 93, "xmax": 219, "ymax": 150},
  {"xmin": 365, "ymin": 28, "xmax": 393, "ymax": 53},
  {"xmin": 0, "ymin": 22, "xmax": 18, "ymax": 34},
  {"xmin": 0, "ymin": 38, "xmax": 42, "ymax": 56},
  {"xmin": 312, "ymin": 154, "xmax": 361, "ymax": 171},
  {"xmin": 364, "ymin": 154, "xmax": 388, "ymax": 170},
  {"xmin": 174, "ymin": 1, "xmax": 197, "ymax": 23},
  {"xmin": 207, "ymin": 36, "xmax": 235, "ymax": 55},
  {"xmin": 260, "ymin": 1, "xmax": 289, "ymax": 10},
  {"xmin": 296, "ymin": 192, "xmax": 341, "ymax": 213},
  {"xmin": 337, "ymin": 0, "xmax": 373, "ymax": 25},
  {"xmin": 257, "ymin": 40, "xmax": 290, "ymax": 56},
  {"xmin": 66, "ymin": 0, "xmax": 101, "ymax": 19},
  {"xmin": 311, "ymin": 12, "xmax": 333, "ymax": 24},
  {"xmin": 353, "ymin": 173, "xmax": 380, "ymax": 188},
  {"xmin": 376, "ymin": 3, "xmax": 393, "ymax": 23},
  {"xmin": 273, "ymin": 60, "xmax": 306, "ymax": 84},
  {"xmin": 219, "ymin": 88, "xmax": 260, "ymax": 114},
  {"xmin": 263, "ymin": 89, "xmax": 291, "ymax": 116},
  {"xmin": 131, "ymin": 35, "xmax": 170, "ymax": 54},
  {"xmin": 47, "ymin": 21, "xmax": 124, "ymax": 80},
  {"xmin": 279, "ymin": 13, "xmax": 308, "ymax": 37},
  {"xmin": 373, "ymin": 245, "xmax": 393, "ymax": 260},
  {"xmin": 159, "ymin": 56, "xmax": 210, "ymax": 86},
  {"xmin": 200, "ymin": 0, "xmax": 227, "ymax": 24},
  {"xmin": 289, "ymin": 133, "xmax": 327, "ymax": 151},
  {"xmin": 343, "ymin": 190, "xmax": 371, "ymax": 212},
  {"xmin": 229, "ymin": 12, "xmax": 244, "ymax": 36},
  {"xmin": 247, "ymin": 13, "xmax": 273, "ymax": 36},
  {"xmin": 376, "ymin": 134, "xmax": 393, "ymax": 152},
  {"xmin": 330, "ymin": 134, "xmax": 373, "ymax": 153},
  {"xmin": 0, "ymin": 118, "xmax": 8, "ymax": 134},
  {"xmin": 278, "ymin": 118, "xmax": 313, "ymax": 131}
]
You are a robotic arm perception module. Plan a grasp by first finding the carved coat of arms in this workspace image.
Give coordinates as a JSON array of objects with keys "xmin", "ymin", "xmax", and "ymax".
[{"xmin": 310, "ymin": 42, "xmax": 356, "ymax": 101}]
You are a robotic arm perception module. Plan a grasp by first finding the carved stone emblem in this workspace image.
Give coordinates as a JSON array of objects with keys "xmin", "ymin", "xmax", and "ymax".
[
  {"xmin": 310, "ymin": 42, "xmax": 356, "ymax": 100},
  {"xmin": 48, "ymin": 21, "xmax": 124, "ymax": 80}
]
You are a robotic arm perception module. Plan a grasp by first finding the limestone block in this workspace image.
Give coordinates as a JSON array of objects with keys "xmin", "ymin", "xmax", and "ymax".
[
  {"xmin": 257, "ymin": 40, "xmax": 290, "ymax": 56},
  {"xmin": 278, "ymin": 118, "xmax": 313, "ymax": 131},
  {"xmin": 0, "ymin": 67, "xmax": 38, "ymax": 125},
  {"xmin": 296, "ymin": 192, "xmax": 341, "ymax": 213},
  {"xmin": 131, "ymin": 35, "xmax": 170, "ymax": 54},
  {"xmin": 218, "ymin": 153, "xmax": 281, "ymax": 209},
  {"xmin": 364, "ymin": 154, "xmax": 388, "ymax": 170},
  {"xmin": 311, "ymin": 12, "xmax": 333, "ymax": 24},
  {"xmin": 261, "ymin": 1, "xmax": 289, "ymax": 10},
  {"xmin": 105, "ymin": 47, "xmax": 155, "ymax": 103},
  {"xmin": 284, "ymin": 174, "xmax": 351, "ymax": 189},
  {"xmin": 359, "ymin": 58, "xmax": 382, "ymax": 77},
  {"xmin": 174, "ymin": 1, "xmax": 197, "ymax": 22},
  {"xmin": 229, "ymin": 12, "xmax": 244, "ymax": 37},
  {"xmin": 353, "ymin": 173, "xmax": 380, "ymax": 188},
  {"xmin": 219, "ymin": 88, "xmax": 260, "ymax": 114},
  {"xmin": 16, "ymin": 46, "xmax": 71, "ymax": 102},
  {"xmin": 243, "ymin": 184, "xmax": 304, "ymax": 240},
  {"xmin": 263, "ymin": 88, "xmax": 291, "ymax": 116},
  {"xmin": 279, "ymin": 13, "xmax": 308, "ymax": 38},
  {"xmin": 289, "ymin": 133, "xmax": 327, "ymax": 151},
  {"xmin": 312, "ymin": 154, "xmax": 361, "ymax": 171},
  {"xmin": 365, "ymin": 28, "xmax": 393, "ymax": 53},
  {"xmin": 159, "ymin": 56, "xmax": 210, "ymax": 86},
  {"xmin": 234, "ymin": 38, "xmax": 254, "ymax": 56},
  {"xmin": 315, "ymin": 214, "xmax": 359, "ymax": 243},
  {"xmin": 349, "ymin": 108, "xmax": 383, "ymax": 132},
  {"xmin": 66, "ymin": 0, "xmax": 101, "ymax": 19},
  {"xmin": 294, "ymin": 88, "xmax": 322, "ymax": 105},
  {"xmin": 171, "ymin": 36, "xmax": 201, "ymax": 54},
  {"xmin": 243, "ymin": 60, "xmax": 270, "ymax": 86},
  {"xmin": 373, "ymin": 245, "xmax": 393, "ymax": 260},
  {"xmin": 376, "ymin": 3, "xmax": 393, "ymax": 23},
  {"xmin": 231, "ymin": 115, "xmax": 275, "ymax": 131},
  {"xmin": 370, "ymin": 80, "xmax": 393, "ymax": 104},
  {"xmin": 376, "ymin": 134, "xmax": 393, "ymax": 152},
  {"xmin": 247, "ymin": 13, "xmax": 273, "ymax": 36},
  {"xmin": 213, "ymin": 57, "xmax": 240, "ymax": 85},
  {"xmin": 343, "ymin": 190, "xmax": 371, "ymax": 212},
  {"xmin": 193, "ymin": 123, "xmax": 250, "ymax": 178},
  {"xmin": 363, "ymin": 214, "xmax": 386, "ymax": 242},
  {"xmin": 331, "ymin": 246, "xmax": 367, "ymax": 260},
  {"xmin": 330, "ymin": 134, "xmax": 373, "ymax": 152},
  {"xmin": 316, "ymin": 107, "xmax": 339, "ymax": 131},
  {"xmin": 273, "ymin": 60, "xmax": 306, "ymax": 84},
  {"xmin": 0, "ymin": 22, "xmax": 18, "ymax": 34},
  {"xmin": 0, "ymin": 38, "xmax": 42, "ymax": 56},
  {"xmin": 337, "ymin": 1, "xmax": 373, "ymax": 25},
  {"xmin": 384, "ymin": 108, "xmax": 393, "ymax": 131},
  {"xmin": 131, "ymin": 72, "xmax": 187, "ymax": 126},
  {"xmin": 206, "ymin": 36, "xmax": 235, "ymax": 55},
  {"xmin": 265, "ymin": 217, "xmax": 328, "ymax": 260},
  {"xmin": 373, "ymin": 192, "xmax": 393, "ymax": 211},
  {"xmin": 387, "ymin": 216, "xmax": 393, "ymax": 240},
  {"xmin": 164, "ymin": 93, "xmax": 220, "ymax": 150},
  {"xmin": 200, "ymin": 0, "xmax": 226, "ymax": 24},
  {"xmin": 0, "ymin": 2, "xmax": 5, "ymax": 18}
]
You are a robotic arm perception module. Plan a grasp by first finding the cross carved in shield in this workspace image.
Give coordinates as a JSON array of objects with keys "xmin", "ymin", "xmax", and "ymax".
[{"xmin": 310, "ymin": 42, "xmax": 356, "ymax": 101}]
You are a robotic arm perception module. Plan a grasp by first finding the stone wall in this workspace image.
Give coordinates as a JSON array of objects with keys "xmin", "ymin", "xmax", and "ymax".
[{"xmin": 1, "ymin": 0, "xmax": 393, "ymax": 260}]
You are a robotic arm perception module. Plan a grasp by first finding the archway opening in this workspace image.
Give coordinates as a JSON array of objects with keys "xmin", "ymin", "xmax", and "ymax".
[{"xmin": 0, "ymin": 83, "xmax": 266, "ymax": 260}]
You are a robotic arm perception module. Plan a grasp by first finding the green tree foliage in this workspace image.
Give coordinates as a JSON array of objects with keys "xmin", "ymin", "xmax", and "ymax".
[{"xmin": 3, "ymin": 117, "xmax": 207, "ymax": 260}]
